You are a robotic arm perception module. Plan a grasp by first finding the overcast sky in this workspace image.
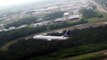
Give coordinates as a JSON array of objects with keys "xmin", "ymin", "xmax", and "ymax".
[{"xmin": 0, "ymin": 0, "xmax": 45, "ymax": 7}]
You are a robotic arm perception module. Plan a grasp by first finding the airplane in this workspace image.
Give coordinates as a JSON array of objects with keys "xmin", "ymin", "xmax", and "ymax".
[{"xmin": 33, "ymin": 30, "xmax": 71, "ymax": 41}]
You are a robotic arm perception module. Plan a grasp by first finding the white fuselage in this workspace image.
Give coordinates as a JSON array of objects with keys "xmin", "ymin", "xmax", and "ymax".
[{"xmin": 33, "ymin": 35, "xmax": 68, "ymax": 41}]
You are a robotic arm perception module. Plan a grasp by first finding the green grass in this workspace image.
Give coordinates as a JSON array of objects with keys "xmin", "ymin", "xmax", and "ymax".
[
  {"xmin": 30, "ymin": 43, "xmax": 107, "ymax": 60},
  {"xmin": 60, "ymin": 53, "xmax": 97, "ymax": 60},
  {"xmin": 86, "ymin": 11, "xmax": 107, "ymax": 23},
  {"xmin": 59, "ymin": 52, "xmax": 107, "ymax": 60}
]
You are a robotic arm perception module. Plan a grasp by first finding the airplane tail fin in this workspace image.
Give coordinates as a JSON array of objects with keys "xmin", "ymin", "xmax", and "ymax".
[{"xmin": 63, "ymin": 30, "xmax": 71, "ymax": 37}]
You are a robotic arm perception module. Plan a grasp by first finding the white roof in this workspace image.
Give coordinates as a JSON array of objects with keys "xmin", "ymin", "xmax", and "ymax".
[
  {"xmin": 8, "ymin": 27, "xmax": 16, "ymax": 30},
  {"xmin": 64, "ymin": 12, "xmax": 70, "ymax": 16},
  {"xmin": 68, "ymin": 15, "xmax": 80, "ymax": 19}
]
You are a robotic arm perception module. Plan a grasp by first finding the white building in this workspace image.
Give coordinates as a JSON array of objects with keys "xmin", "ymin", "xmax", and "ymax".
[
  {"xmin": 68, "ymin": 15, "xmax": 80, "ymax": 20},
  {"xmin": 54, "ymin": 18, "xmax": 64, "ymax": 23},
  {"xmin": 17, "ymin": 24, "xmax": 28, "ymax": 29},
  {"xmin": 8, "ymin": 27, "xmax": 16, "ymax": 30},
  {"xmin": 63, "ymin": 12, "xmax": 70, "ymax": 20}
]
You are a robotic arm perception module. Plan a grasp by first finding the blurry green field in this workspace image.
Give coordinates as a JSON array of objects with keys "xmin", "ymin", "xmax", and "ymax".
[
  {"xmin": 87, "ymin": 11, "xmax": 107, "ymax": 23},
  {"xmin": 60, "ymin": 52, "xmax": 107, "ymax": 60}
]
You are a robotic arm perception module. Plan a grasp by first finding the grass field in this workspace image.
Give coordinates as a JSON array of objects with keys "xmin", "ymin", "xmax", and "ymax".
[
  {"xmin": 86, "ymin": 11, "xmax": 107, "ymax": 23},
  {"xmin": 60, "ymin": 52, "xmax": 107, "ymax": 60}
]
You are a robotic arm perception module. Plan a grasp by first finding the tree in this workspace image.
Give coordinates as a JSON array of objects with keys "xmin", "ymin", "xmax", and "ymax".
[{"xmin": 80, "ymin": 8, "xmax": 99, "ymax": 19}]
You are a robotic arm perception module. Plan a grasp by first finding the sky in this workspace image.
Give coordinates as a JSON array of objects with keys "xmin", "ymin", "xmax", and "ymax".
[{"xmin": 0, "ymin": 0, "xmax": 44, "ymax": 7}]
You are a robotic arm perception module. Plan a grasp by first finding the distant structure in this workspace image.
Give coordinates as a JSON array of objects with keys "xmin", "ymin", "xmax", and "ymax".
[
  {"xmin": 63, "ymin": 12, "xmax": 70, "ymax": 20},
  {"xmin": 68, "ymin": 15, "xmax": 80, "ymax": 20},
  {"xmin": 63, "ymin": 11, "xmax": 81, "ymax": 20},
  {"xmin": 0, "ymin": 24, "xmax": 5, "ymax": 32}
]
